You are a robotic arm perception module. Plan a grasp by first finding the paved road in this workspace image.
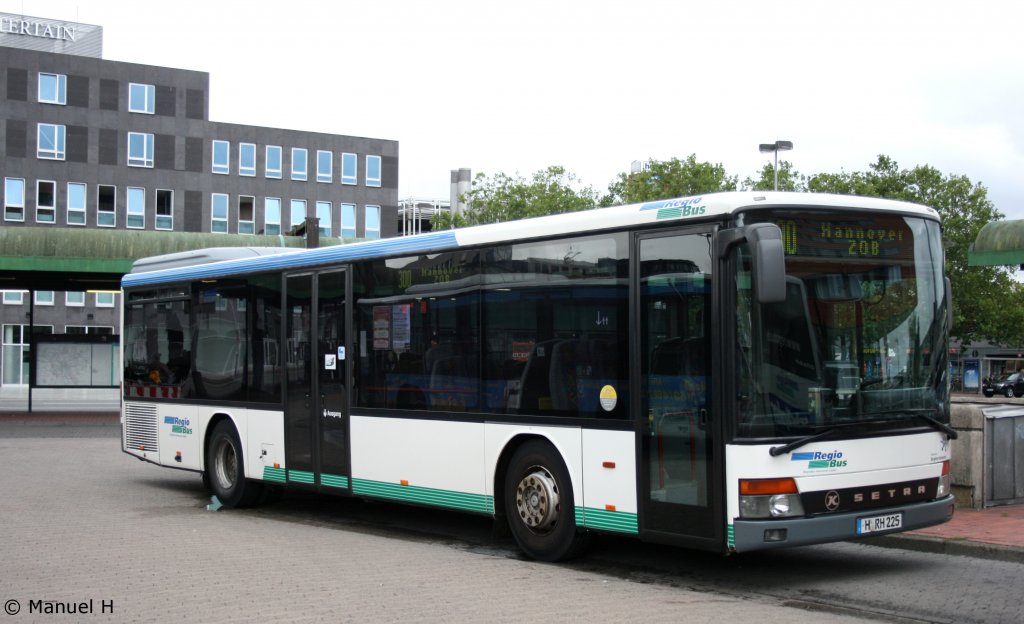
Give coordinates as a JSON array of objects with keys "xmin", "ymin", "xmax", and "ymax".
[{"xmin": 2, "ymin": 424, "xmax": 1021, "ymax": 623}]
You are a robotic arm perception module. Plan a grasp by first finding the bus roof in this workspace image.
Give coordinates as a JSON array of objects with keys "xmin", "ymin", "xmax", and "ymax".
[{"xmin": 122, "ymin": 191, "xmax": 940, "ymax": 289}]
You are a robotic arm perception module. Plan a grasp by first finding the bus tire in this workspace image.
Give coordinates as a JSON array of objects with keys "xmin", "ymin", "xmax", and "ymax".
[
  {"xmin": 206, "ymin": 420, "xmax": 263, "ymax": 507},
  {"xmin": 504, "ymin": 440, "xmax": 587, "ymax": 562}
]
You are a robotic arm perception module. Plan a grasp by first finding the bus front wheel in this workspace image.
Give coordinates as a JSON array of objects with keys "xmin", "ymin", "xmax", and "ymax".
[
  {"xmin": 504, "ymin": 440, "xmax": 587, "ymax": 561},
  {"xmin": 206, "ymin": 420, "xmax": 263, "ymax": 507}
]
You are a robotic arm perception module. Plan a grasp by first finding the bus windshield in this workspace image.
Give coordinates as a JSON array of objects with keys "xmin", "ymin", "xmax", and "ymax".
[{"xmin": 734, "ymin": 210, "xmax": 949, "ymax": 439}]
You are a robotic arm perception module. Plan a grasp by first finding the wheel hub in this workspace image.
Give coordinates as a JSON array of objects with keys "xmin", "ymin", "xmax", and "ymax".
[
  {"xmin": 214, "ymin": 439, "xmax": 237, "ymax": 490},
  {"xmin": 515, "ymin": 468, "xmax": 560, "ymax": 533}
]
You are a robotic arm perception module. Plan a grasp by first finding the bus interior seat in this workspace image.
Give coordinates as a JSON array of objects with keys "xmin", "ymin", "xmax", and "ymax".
[
  {"xmin": 549, "ymin": 339, "xmax": 580, "ymax": 411},
  {"xmin": 516, "ymin": 338, "xmax": 561, "ymax": 412}
]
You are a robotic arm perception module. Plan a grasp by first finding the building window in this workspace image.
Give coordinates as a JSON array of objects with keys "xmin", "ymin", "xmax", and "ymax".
[
  {"xmin": 95, "ymin": 292, "xmax": 116, "ymax": 307},
  {"xmin": 239, "ymin": 143, "xmax": 256, "ymax": 177},
  {"xmin": 317, "ymin": 150, "xmax": 332, "ymax": 183},
  {"xmin": 65, "ymin": 325, "xmax": 114, "ymax": 335},
  {"xmin": 340, "ymin": 203, "xmax": 356, "ymax": 238},
  {"xmin": 127, "ymin": 187, "xmax": 146, "ymax": 229},
  {"xmin": 37, "ymin": 123, "xmax": 66, "ymax": 160},
  {"xmin": 365, "ymin": 205, "xmax": 381, "ymax": 239},
  {"xmin": 366, "ymin": 155, "xmax": 382, "ymax": 187},
  {"xmin": 238, "ymin": 196, "xmax": 255, "ymax": 234},
  {"xmin": 38, "ymin": 72, "xmax": 66, "ymax": 105},
  {"xmin": 67, "ymin": 182, "xmax": 86, "ymax": 225},
  {"xmin": 290, "ymin": 199, "xmax": 306, "ymax": 230},
  {"xmin": 212, "ymin": 193, "xmax": 229, "ymax": 233},
  {"xmin": 128, "ymin": 82, "xmax": 155, "ymax": 114},
  {"xmin": 2, "ymin": 324, "xmax": 53, "ymax": 386},
  {"xmin": 2, "ymin": 291, "xmax": 24, "ymax": 305},
  {"xmin": 36, "ymin": 180, "xmax": 56, "ymax": 224},
  {"xmin": 264, "ymin": 197, "xmax": 281, "ymax": 235},
  {"xmin": 127, "ymin": 132, "xmax": 154, "ymax": 167},
  {"xmin": 291, "ymin": 148, "xmax": 307, "ymax": 181},
  {"xmin": 35, "ymin": 291, "xmax": 55, "ymax": 306},
  {"xmin": 66, "ymin": 291, "xmax": 85, "ymax": 307},
  {"xmin": 341, "ymin": 152, "xmax": 357, "ymax": 185},
  {"xmin": 212, "ymin": 140, "xmax": 230, "ymax": 175},
  {"xmin": 97, "ymin": 185, "xmax": 116, "ymax": 227},
  {"xmin": 316, "ymin": 201, "xmax": 332, "ymax": 237},
  {"xmin": 4, "ymin": 178, "xmax": 25, "ymax": 222},
  {"xmin": 266, "ymin": 145, "xmax": 282, "ymax": 179},
  {"xmin": 156, "ymin": 189, "xmax": 173, "ymax": 230}
]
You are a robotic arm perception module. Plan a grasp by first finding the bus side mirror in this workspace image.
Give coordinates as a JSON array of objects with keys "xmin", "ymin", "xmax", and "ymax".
[{"xmin": 746, "ymin": 224, "xmax": 787, "ymax": 304}]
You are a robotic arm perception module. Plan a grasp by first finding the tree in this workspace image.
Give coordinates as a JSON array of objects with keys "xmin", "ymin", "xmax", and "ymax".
[
  {"xmin": 600, "ymin": 155, "xmax": 738, "ymax": 206},
  {"xmin": 431, "ymin": 166, "xmax": 598, "ymax": 229},
  {"xmin": 807, "ymin": 155, "xmax": 1024, "ymax": 346},
  {"xmin": 741, "ymin": 160, "xmax": 806, "ymax": 192}
]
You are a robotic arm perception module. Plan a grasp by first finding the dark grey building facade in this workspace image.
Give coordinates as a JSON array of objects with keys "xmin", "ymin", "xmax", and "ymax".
[{"xmin": 1, "ymin": 13, "xmax": 398, "ymax": 389}]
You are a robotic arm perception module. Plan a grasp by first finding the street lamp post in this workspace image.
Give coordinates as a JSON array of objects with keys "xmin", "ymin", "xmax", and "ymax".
[{"xmin": 758, "ymin": 140, "xmax": 793, "ymax": 191}]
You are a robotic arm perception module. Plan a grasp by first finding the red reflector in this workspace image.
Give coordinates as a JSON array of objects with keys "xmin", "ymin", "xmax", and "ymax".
[
  {"xmin": 740, "ymin": 478, "xmax": 798, "ymax": 495},
  {"xmin": 941, "ymin": 460, "xmax": 951, "ymax": 476},
  {"xmin": 605, "ymin": 504, "xmax": 616, "ymax": 512},
  {"xmin": 602, "ymin": 461, "xmax": 616, "ymax": 469}
]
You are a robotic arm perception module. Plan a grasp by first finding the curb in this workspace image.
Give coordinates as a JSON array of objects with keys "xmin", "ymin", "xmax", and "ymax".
[{"xmin": 861, "ymin": 533, "xmax": 1024, "ymax": 564}]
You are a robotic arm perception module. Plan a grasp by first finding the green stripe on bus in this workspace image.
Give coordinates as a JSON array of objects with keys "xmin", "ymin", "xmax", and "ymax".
[
  {"xmin": 321, "ymin": 473, "xmax": 349, "ymax": 489},
  {"xmin": 288, "ymin": 469, "xmax": 315, "ymax": 484},
  {"xmin": 728, "ymin": 524, "xmax": 735, "ymax": 548},
  {"xmin": 351, "ymin": 478, "xmax": 493, "ymax": 514},
  {"xmin": 657, "ymin": 207, "xmax": 682, "ymax": 220},
  {"xmin": 578, "ymin": 507, "xmax": 639, "ymax": 534},
  {"xmin": 262, "ymin": 466, "xmax": 286, "ymax": 483}
]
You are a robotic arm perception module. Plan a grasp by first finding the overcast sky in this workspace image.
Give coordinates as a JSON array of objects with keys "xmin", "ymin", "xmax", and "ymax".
[{"xmin": 11, "ymin": 0, "xmax": 1024, "ymax": 218}]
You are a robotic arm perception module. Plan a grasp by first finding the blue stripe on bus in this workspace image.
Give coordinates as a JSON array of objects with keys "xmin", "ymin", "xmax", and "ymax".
[{"xmin": 122, "ymin": 231, "xmax": 460, "ymax": 287}]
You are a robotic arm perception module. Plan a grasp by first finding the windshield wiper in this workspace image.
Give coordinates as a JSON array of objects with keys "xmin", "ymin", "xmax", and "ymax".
[
  {"xmin": 768, "ymin": 427, "xmax": 841, "ymax": 457},
  {"xmin": 897, "ymin": 411, "xmax": 958, "ymax": 439},
  {"xmin": 768, "ymin": 412, "xmax": 958, "ymax": 457}
]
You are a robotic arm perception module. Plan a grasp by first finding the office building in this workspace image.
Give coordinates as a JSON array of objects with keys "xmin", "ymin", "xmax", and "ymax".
[{"xmin": 0, "ymin": 12, "xmax": 398, "ymax": 389}]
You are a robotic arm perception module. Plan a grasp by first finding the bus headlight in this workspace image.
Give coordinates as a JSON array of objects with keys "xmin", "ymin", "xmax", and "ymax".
[{"xmin": 739, "ymin": 478, "xmax": 805, "ymax": 519}]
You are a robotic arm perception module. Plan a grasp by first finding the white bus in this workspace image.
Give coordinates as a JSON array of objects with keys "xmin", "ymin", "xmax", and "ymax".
[{"xmin": 121, "ymin": 191, "xmax": 956, "ymax": 560}]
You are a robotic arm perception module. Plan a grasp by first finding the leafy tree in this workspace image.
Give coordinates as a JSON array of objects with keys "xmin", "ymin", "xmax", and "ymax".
[
  {"xmin": 807, "ymin": 155, "xmax": 1024, "ymax": 346},
  {"xmin": 432, "ymin": 166, "xmax": 598, "ymax": 229},
  {"xmin": 741, "ymin": 160, "xmax": 806, "ymax": 192},
  {"xmin": 600, "ymin": 155, "xmax": 738, "ymax": 206}
]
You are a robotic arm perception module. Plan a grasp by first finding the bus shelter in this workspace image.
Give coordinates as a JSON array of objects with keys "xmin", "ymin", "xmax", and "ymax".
[{"xmin": 963, "ymin": 219, "xmax": 1024, "ymax": 393}]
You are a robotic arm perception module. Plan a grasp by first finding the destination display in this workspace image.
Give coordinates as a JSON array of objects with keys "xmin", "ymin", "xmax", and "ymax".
[{"xmin": 748, "ymin": 212, "xmax": 915, "ymax": 260}]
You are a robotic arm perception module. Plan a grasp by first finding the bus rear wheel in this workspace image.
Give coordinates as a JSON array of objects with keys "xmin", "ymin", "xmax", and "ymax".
[
  {"xmin": 206, "ymin": 420, "xmax": 262, "ymax": 507},
  {"xmin": 504, "ymin": 440, "xmax": 587, "ymax": 561}
]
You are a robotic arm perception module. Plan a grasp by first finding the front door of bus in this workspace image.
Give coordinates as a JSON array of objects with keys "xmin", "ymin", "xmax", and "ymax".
[
  {"xmin": 284, "ymin": 270, "xmax": 349, "ymax": 490},
  {"xmin": 637, "ymin": 230, "xmax": 718, "ymax": 543}
]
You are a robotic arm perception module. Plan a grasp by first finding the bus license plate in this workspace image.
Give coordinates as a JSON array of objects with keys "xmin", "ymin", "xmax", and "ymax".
[{"xmin": 857, "ymin": 512, "xmax": 903, "ymax": 535}]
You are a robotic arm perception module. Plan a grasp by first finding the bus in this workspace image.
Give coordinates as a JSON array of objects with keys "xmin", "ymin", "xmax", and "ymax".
[{"xmin": 120, "ymin": 191, "xmax": 956, "ymax": 561}]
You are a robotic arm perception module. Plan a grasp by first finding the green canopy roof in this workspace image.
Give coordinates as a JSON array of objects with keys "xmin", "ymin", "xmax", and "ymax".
[
  {"xmin": 0, "ymin": 227, "xmax": 344, "ymax": 291},
  {"xmin": 969, "ymin": 220, "xmax": 1024, "ymax": 267}
]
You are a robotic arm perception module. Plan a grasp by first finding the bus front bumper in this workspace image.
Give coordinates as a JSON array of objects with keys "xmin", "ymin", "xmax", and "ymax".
[{"xmin": 731, "ymin": 495, "xmax": 955, "ymax": 552}]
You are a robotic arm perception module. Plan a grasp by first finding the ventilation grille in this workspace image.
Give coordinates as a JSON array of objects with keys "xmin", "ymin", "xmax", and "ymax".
[{"xmin": 124, "ymin": 403, "xmax": 159, "ymax": 452}]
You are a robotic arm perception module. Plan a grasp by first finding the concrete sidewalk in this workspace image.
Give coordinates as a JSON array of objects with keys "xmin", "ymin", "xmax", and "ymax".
[{"xmin": 2, "ymin": 410, "xmax": 1022, "ymax": 564}]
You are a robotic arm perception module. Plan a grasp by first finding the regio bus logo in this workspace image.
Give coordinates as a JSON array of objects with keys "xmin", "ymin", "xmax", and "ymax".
[{"xmin": 791, "ymin": 450, "xmax": 848, "ymax": 469}]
